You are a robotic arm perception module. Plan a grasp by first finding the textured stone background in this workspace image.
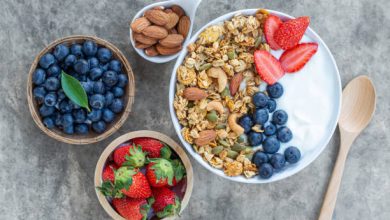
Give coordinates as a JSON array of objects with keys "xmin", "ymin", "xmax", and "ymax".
[{"xmin": 0, "ymin": 0, "xmax": 389, "ymax": 219}]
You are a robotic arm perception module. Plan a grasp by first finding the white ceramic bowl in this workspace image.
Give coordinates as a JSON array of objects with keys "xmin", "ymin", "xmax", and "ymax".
[{"xmin": 169, "ymin": 9, "xmax": 342, "ymax": 183}]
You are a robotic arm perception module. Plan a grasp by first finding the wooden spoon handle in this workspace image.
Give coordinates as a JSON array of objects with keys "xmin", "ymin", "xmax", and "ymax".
[{"xmin": 318, "ymin": 135, "xmax": 354, "ymax": 220}]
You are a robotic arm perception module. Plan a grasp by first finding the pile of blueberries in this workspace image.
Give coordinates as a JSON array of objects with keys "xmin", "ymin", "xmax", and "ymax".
[
  {"xmin": 238, "ymin": 82, "xmax": 301, "ymax": 179},
  {"xmin": 32, "ymin": 40, "xmax": 128, "ymax": 135}
]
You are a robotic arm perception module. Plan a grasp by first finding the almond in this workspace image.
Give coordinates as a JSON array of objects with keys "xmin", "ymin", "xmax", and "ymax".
[
  {"xmin": 156, "ymin": 44, "xmax": 182, "ymax": 55},
  {"xmin": 144, "ymin": 46, "xmax": 159, "ymax": 56},
  {"xmin": 195, "ymin": 130, "xmax": 217, "ymax": 146},
  {"xmin": 164, "ymin": 9, "xmax": 173, "ymax": 13},
  {"xmin": 178, "ymin": 16, "xmax": 190, "ymax": 38},
  {"xmin": 164, "ymin": 12, "xmax": 179, "ymax": 30},
  {"xmin": 183, "ymin": 87, "xmax": 208, "ymax": 100},
  {"xmin": 142, "ymin": 26, "xmax": 168, "ymax": 39},
  {"xmin": 229, "ymin": 72, "xmax": 243, "ymax": 96},
  {"xmin": 159, "ymin": 34, "xmax": 184, "ymax": 48},
  {"xmin": 168, "ymin": 28, "xmax": 178, "ymax": 34},
  {"xmin": 133, "ymin": 33, "xmax": 157, "ymax": 45},
  {"xmin": 144, "ymin": 9, "xmax": 169, "ymax": 26},
  {"xmin": 171, "ymin": 5, "xmax": 185, "ymax": 17},
  {"xmin": 135, "ymin": 42, "xmax": 153, "ymax": 49},
  {"xmin": 130, "ymin": 17, "xmax": 151, "ymax": 33}
]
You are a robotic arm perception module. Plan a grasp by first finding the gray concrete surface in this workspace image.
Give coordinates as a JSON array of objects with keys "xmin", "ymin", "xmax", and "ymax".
[{"xmin": 0, "ymin": 0, "xmax": 389, "ymax": 219}]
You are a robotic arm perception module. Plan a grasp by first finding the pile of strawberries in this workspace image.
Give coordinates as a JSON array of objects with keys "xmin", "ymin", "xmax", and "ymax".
[
  {"xmin": 255, "ymin": 15, "xmax": 319, "ymax": 85},
  {"xmin": 98, "ymin": 137, "xmax": 186, "ymax": 220}
]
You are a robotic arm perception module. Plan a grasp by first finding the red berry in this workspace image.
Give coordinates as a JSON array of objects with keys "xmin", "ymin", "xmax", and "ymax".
[
  {"xmin": 264, "ymin": 15, "xmax": 283, "ymax": 50},
  {"xmin": 121, "ymin": 172, "xmax": 152, "ymax": 199},
  {"xmin": 112, "ymin": 197, "xmax": 150, "ymax": 220},
  {"xmin": 274, "ymin": 16, "xmax": 310, "ymax": 50},
  {"xmin": 279, "ymin": 43, "xmax": 318, "ymax": 73},
  {"xmin": 102, "ymin": 163, "xmax": 118, "ymax": 182},
  {"xmin": 113, "ymin": 144, "xmax": 146, "ymax": 167},
  {"xmin": 145, "ymin": 158, "xmax": 174, "ymax": 187},
  {"xmin": 152, "ymin": 187, "xmax": 181, "ymax": 218},
  {"xmin": 132, "ymin": 137, "xmax": 171, "ymax": 159},
  {"xmin": 254, "ymin": 50, "xmax": 285, "ymax": 85}
]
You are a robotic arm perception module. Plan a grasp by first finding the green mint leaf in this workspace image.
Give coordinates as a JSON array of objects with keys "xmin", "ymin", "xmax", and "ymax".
[{"xmin": 61, "ymin": 71, "xmax": 90, "ymax": 112}]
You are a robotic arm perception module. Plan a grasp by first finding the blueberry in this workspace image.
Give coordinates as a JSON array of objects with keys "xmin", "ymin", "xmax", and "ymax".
[
  {"xmin": 104, "ymin": 91, "xmax": 114, "ymax": 107},
  {"xmin": 39, "ymin": 105, "xmax": 55, "ymax": 117},
  {"xmin": 248, "ymin": 132, "xmax": 263, "ymax": 146},
  {"xmin": 32, "ymin": 68, "xmax": 46, "ymax": 85},
  {"xmin": 54, "ymin": 112, "xmax": 63, "ymax": 127},
  {"xmin": 266, "ymin": 99, "xmax": 277, "ymax": 113},
  {"xmin": 57, "ymin": 90, "xmax": 66, "ymax": 102},
  {"xmin": 44, "ymin": 77, "xmax": 60, "ymax": 91},
  {"xmin": 264, "ymin": 123, "xmax": 277, "ymax": 136},
  {"xmin": 253, "ymin": 108, "xmax": 269, "ymax": 125},
  {"xmin": 102, "ymin": 108, "xmax": 115, "ymax": 123},
  {"xmin": 100, "ymin": 63, "xmax": 109, "ymax": 71},
  {"xmin": 63, "ymin": 125, "xmax": 74, "ymax": 134},
  {"xmin": 70, "ymin": 44, "xmax": 83, "ymax": 58},
  {"xmin": 253, "ymin": 92, "xmax": 269, "ymax": 108},
  {"xmin": 44, "ymin": 92, "xmax": 57, "ymax": 107},
  {"xmin": 47, "ymin": 64, "xmax": 61, "ymax": 77},
  {"xmin": 87, "ymin": 109, "xmax": 102, "ymax": 122},
  {"xmin": 262, "ymin": 136, "xmax": 280, "ymax": 154},
  {"xmin": 116, "ymin": 74, "xmax": 128, "ymax": 88},
  {"xmin": 272, "ymin": 110, "xmax": 288, "ymax": 125},
  {"xmin": 70, "ymin": 101, "xmax": 81, "ymax": 110},
  {"xmin": 72, "ymin": 109, "xmax": 86, "ymax": 123},
  {"xmin": 267, "ymin": 82, "xmax": 284, "ymax": 98},
  {"xmin": 252, "ymin": 151, "xmax": 269, "ymax": 167},
  {"xmin": 239, "ymin": 115, "xmax": 254, "ymax": 133},
  {"xmin": 259, "ymin": 163, "xmax": 273, "ymax": 179},
  {"xmin": 92, "ymin": 121, "xmax": 106, "ymax": 133},
  {"xmin": 88, "ymin": 57, "xmax": 99, "ymax": 68},
  {"xmin": 39, "ymin": 53, "xmax": 56, "ymax": 69},
  {"xmin": 93, "ymin": 81, "xmax": 105, "ymax": 94},
  {"xmin": 284, "ymin": 146, "xmax": 301, "ymax": 164},
  {"xmin": 276, "ymin": 126, "xmax": 293, "ymax": 143},
  {"xmin": 62, "ymin": 113, "xmax": 74, "ymax": 127},
  {"xmin": 110, "ymin": 98, "xmax": 124, "ymax": 113},
  {"xmin": 97, "ymin": 48, "xmax": 112, "ymax": 63},
  {"xmin": 59, "ymin": 100, "xmax": 73, "ymax": 113},
  {"xmin": 33, "ymin": 86, "xmax": 46, "ymax": 104},
  {"xmin": 270, "ymin": 153, "xmax": 286, "ymax": 170},
  {"xmin": 74, "ymin": 59, "xmax": 89, "ymax": 74},
  {"xmin": 112, "ymin": 86, "xmax": 124, "ymax": 97},
  {"xmin": 109, "ymin": 59, "xmax": 122, "ymax": 72},
  {"xmin": 81, "ymin": 81, "xmax": 94, "ymax": 95},
  {"xmin": 54, "ymin": 44, "xmax": 69, "ymax": 61},
  {"xmin": 82, "ymin": 40, "xmax": 98, "ymax": 56},
  {"xmin": 90, "ymin": 94, "xmax": 105, "ymax": 109},
  {"xmin": 75, "ymin": 123, "xmax": 89, "ymax": 134},
  {"xmin": 43, "ymin": 117, "xmax": 55, "ymax": 129},
  {"xmin": 102, "ymin": 70, "xmax": 118, "ymax": 87},
  {"xmin": 89, "ymin": 67, "xmax": 103, "ymax": 81},
  {"xmin": 64, "ymin": 54, "xmax": 77, "ymax": 67}
]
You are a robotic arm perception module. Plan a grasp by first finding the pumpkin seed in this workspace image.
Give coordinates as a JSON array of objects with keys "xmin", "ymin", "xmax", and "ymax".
[
  {"xmin": 221, "ymin": 87, "xmax": 230, "ymax": 98},
  {"xmin": 199, "ymin": 63, "xmax": 212, "ymax": 71},
  {"xmin": 231, "ymin": 143, "xmax": 246, "ymax": 152},
  {"xmin": 227, "ymin": 150, "xmax": 239, "ymax": 159},
  {"xmin": 254, "ymin": 36, "xmax": 262, "ymax": 48},
  {"xmin": 245, "ymin": 152, "xmax": 254, "ymax": 161},
  {"xmin": 227, "ymin": 50, "xmax": 236, "ymax": 60},
  {"xmin": 212, "ymin": 146, "xmax": 224, "ymax": 154},
  {"xmin": 218, "ymin": 139, "xmax": 230, "ymax": 147},
  {"xmin": 206, "ymin": 110, "xmax": 218, "ymax": 122},
  {"xmin": 215, "ymin": 124, "xmax": 226, "ymax": 129},
  {"xmin": 243, "ymin": 147, "xmax": 253, "ymax": 154}
]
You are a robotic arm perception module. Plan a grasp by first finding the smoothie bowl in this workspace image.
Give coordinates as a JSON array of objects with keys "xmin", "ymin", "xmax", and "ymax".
[{"xmin": 169, "ymin": 9, "xmax": 341, "ymax": 183}]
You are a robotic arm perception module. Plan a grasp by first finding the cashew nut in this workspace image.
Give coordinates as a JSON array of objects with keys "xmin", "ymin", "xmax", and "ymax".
[
  {"xmin": 207, "ymin": 67, "xmax": 228, "ymax": 92},
  {"xmin": 206, "ymin": 101, "xmax": 224, "ymax": 115},
  {"xmin": 228, "ymin": 113, "xmax": 244, "ymax": 136}
]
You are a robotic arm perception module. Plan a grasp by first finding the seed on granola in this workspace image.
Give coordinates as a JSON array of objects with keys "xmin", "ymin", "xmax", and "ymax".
[
  {"xmin": 199, "ymin": 63, "xmax": 212, "ymax": 71},
  {"xmin": 254, "ymin": 36, "xmax": 262, "ymax": 48},
  {"xmin": 215, "ymin": 124, "xmax": 226, "ymax": 129},
  {"xmin": 227, "ymin": 150, "xmax": 239, "ymax": 159},
  {"xmin": 212, "ymin": 145, "xmax": 224, "ymax": 155},
  {"xmin": 218, "ymin": 139, "xmax": 230, "ymax": 147},
  {"xmin": 231, "ymin": 143, "xmax": 246, "ymax": 152},
  {"xmin": 206, "ymin": 110, "xmax": 218, "ymax": 122},
  {"xmin": 221, "ymin": 87, "xmax": 230, "ymax": 98},
  {"xmin": 245, "ymin": 152, "xmax": 254, "ymax": 161},
  {"xmin": 227, "ymin": 50, "xmax": 237, "ymax": 60}
]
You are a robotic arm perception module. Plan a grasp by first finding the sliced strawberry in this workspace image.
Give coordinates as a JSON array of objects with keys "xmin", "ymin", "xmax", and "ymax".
[
  {"xmin": 264, "ymin": 15, "xmax": 283, "ymax": 50},
  {"xmin": 279, "ymin": 43, "xmax": 318, "ymax": 73},
  {"xmin": 254, "ymin": 50, "xmax": 285, "ymax": 85},
  {"xmin": 274, "ymin": 16, "xmax": 310, "ymax": 50}
]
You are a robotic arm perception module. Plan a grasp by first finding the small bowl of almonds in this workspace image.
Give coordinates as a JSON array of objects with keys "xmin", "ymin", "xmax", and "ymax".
[{"xmin": 129, "ymin": 0, "xmax": 201, "ymax": 63}]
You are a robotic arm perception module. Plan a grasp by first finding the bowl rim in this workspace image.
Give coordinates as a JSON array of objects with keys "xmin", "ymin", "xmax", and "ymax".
[
  {"xmin": 94, "ymin": 130, "xmax": 194, "ymax": 220},
  {"xmin": 27, "ymin": 35, "xmax": 135, "ymax": 145},
  {"xmin": 168, "ymin": 9, "xmax": 342, "ymax": 183}
]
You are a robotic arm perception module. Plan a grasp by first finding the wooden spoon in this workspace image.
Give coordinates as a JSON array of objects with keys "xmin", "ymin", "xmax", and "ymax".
[{"xmin": 318, "ymin": 75, "xmax": 376, "ymax": 220}]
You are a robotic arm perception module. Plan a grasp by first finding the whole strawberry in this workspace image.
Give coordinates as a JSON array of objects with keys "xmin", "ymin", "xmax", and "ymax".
[
  {"xmin": 146, "ymin": 158, "xmax": 174, "ymax": 187},
  {"xmin": 113, "ymin": 144, "xmax": 146, "ymax": 167},
  {"xmin": 171, "ymin": 159, "xmax": 186, "ymax": 186},
  {"xmin": 102, "ymin": 163, "xmax": 118, "ymax": 182},
  {"xmin": 151, "ymin": 187, "xmax": 181, "ymax": 218},
  {"xmin": 112, "ymin": 197, "xmax": 150, "ymax": 220},
  {"xmin": 132, "ymin": 137, "xmax": 172, "ymax": 159}
]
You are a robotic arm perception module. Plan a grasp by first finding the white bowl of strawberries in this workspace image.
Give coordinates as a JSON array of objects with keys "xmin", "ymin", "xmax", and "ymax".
[{"xmin": 94, "ymin": 130, "xmax": 193, "ymax": 219}]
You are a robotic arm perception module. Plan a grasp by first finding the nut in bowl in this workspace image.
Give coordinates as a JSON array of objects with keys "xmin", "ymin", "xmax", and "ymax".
[
  {"xmin": 27, "ymin": 35, "xmax": 135, "ymax": 145},
  {"xmin": 169, "ymin": 9, "xmax": 342, "ymax": 183},
  {"xmin": 129, "ymin": 0, "xmax": 202, "ymax": 63},
  {"xmin": 94, "ymin": 130, "xmax": 193, "ymax": 220}
]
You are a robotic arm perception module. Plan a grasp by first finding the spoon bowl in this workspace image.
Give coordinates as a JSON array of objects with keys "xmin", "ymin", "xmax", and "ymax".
[{"xmin": 129, "ymin": 0, "xmax": 202, "ymax": 63}]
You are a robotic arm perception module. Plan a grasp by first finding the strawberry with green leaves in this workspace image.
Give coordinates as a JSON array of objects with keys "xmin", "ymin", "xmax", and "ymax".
[
  {"xmin": 102, "ymin": 163, "xmax": 118, "ymax": 183},
  {"xmin": 150, "ymin": 187, "xmax": 181, "ymax": 218},
  {"xmin": 171, "ymin": 159, "xmax": 186, "ymax": 186},
  {"xmin": 113, "ymin": 144, "xmax": 146, "ymax": 167},
  {"xmin": 132, "ymin": 137, "xmax": 172, "ymax": 159},
  {"xmin": 98, "ymin": 166, "xmax": 152, "ymax": 199},
  {"xmin": 112, "ymin": 197, "xmax": 150, "ymax": 220},
  {"xmin": 146, "ymin": 158, "xmax": 175, "ymax": 187}
]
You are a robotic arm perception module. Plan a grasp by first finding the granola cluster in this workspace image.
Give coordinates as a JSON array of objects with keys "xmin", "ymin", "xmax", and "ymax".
[{"xmin": 174, "ymin": 10, "xmax": 270, "ymax": 178}]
